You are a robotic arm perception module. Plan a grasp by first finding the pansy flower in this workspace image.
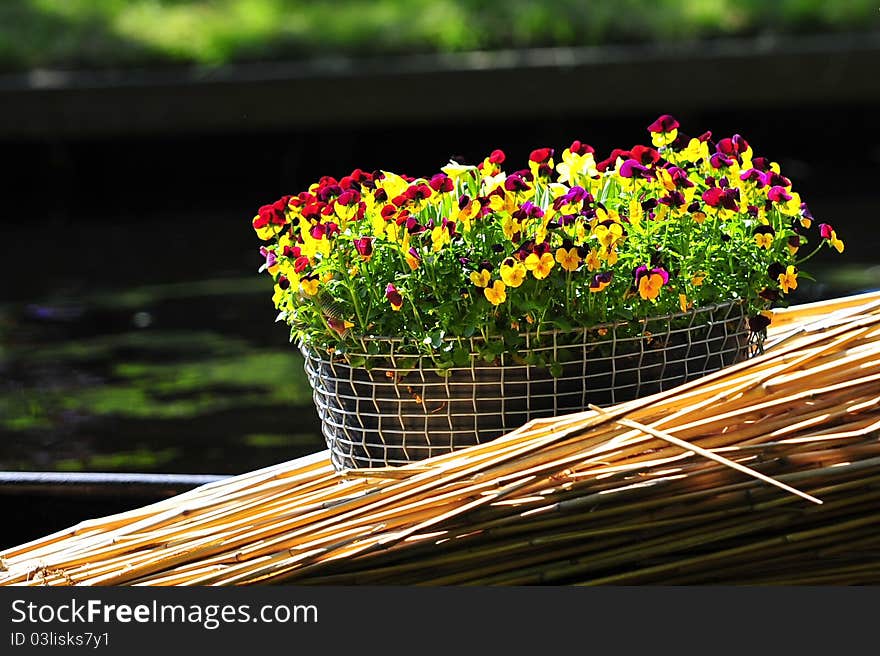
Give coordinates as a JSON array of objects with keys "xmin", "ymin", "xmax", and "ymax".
[
  {"xmin": 748, "ymin": 312, "xmax": 773, "ymax": 332},
  {"xmin": 500, "ymin": 258, "xmax": 526, "ymax": 288},
  {"xmin": 648, "ymin": 114, "xmax": 679, "ymax": 147},
  {"xmin": 777, "ymin": 265, "xmax": 798, "ymax": 293},
  {"xmin": 429, "ymin": 173, "xmax": 454, "ymax": 193},
  {"xmin": 353, "ymin": 236, "xmax": 374, "ymax": 261},
  {"xmin": 525, "ymin": 251, "xmax": 555, "ymax": 279},
  {"xmin": 404, "ymin": 247, "xmax": 422, "ymax": 271},
  {"xmin": 596, "ymin": 148, "xmax": 631, "ymax": 173},
  {"xmin": 555, "ymin": 247, "xmax": 580, "ymax": 272},
  {"xmin": 504, "ymin": 173, "xmax": 531, "ymax": 193},
  {"xmin": 634, "ymin": 265, "xmax": 669, "ymax": 302},
  {"xmin": 334, "ymin": 189, "xmax": 361, "ymax": 222},
  {"xmin": 484, "ymin": 280, "xmax": 507, "ymax": 306},
  {"xmin": 529, "ymin": 148, "xmax": 555, "ymax": 179},
  {"xmin": 470, "ymin": 268, "xmax": 491, "ymax": 288},
  {"xmin": 556, "ymin": 147, "xmax": 598, "ymax": 185},
  {"xmin": 589, "ymin": 271, "xmax": 613, "ymax": 293},
  {"xmin": 385, "ymin": 283, "xmax": 403, "ymax": 311},
  {"xmin": 253, "ymin": 195, "xmax": 292, "ymax": 240},
  {"xmin": 819, "ymin": 223, "xmax": 845, "ymax": 253},
  {"xmin": 618, "ymin": 159, "xmax": 653, "ymax": 179},
  {"xmin": 753, "ymin": 226, "xmax": 775, "ymax": 249},
  {"xmin": 300, "ymin": 274, "xmax": 320, "ymax": 296}
]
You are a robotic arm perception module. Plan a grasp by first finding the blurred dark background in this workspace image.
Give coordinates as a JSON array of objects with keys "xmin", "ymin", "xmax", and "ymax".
[{"xmin": 1, "ymin": 2, "xmax": 880, "ymax": 542}]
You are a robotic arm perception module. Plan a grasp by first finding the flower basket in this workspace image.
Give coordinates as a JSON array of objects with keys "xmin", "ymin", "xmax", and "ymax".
[
  {"xmin": 251, "ymin": 114, "xmax": 845, "ymax": 471},
  {"xmin": 303, "ymin": 300, "xmax": 761, "ymax": 470}
]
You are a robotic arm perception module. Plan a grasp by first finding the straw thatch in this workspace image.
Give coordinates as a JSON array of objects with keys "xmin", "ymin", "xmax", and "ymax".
[{"xmin": 3, "ymin": 291, "xmax": 880, "ymax": 585}]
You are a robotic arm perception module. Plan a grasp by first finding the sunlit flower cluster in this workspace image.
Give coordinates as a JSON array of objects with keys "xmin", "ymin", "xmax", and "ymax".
[{"xmin": 253, "ymin": 115, "xmax": 844, "ymax": 364}]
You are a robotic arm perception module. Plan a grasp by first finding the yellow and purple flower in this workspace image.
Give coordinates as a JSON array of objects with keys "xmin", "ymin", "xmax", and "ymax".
[
  {"xmin": 634, "ymin": 266, "xmax": 669, "ymax": 302},
  {"xmin": 589, "ymin": 271, "xmax": 613, "ymax": 293},
  {"xmin": 385, "ymin": 283, "xmax": 403, "ymax": 311},
  {"xmin": 819, "ymin": 223, "xmax": 845, "ymax": 253}
]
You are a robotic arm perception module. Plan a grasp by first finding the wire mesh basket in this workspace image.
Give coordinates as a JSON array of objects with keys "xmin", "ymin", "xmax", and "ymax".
[{"xmin": 302, "ymin": 300, "xmax": 763, "ymax": 471}]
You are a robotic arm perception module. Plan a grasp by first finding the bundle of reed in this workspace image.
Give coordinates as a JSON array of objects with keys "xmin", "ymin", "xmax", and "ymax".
[{"xmin": 3, "ymin": 290, "xmax": 880, "ymax": 586}]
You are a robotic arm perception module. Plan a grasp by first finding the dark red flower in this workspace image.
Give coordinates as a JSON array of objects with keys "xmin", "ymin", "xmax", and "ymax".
[
  {"xmin": 717, "ymin": 134, "xmax": 750, "ymax": 158},
  {"xmin": 504, "ymin": 174, "xmax": 531, "ymax": 192},
  {"xmin": 768, "ymin": 186, "xmax": 793, "ymax": 203},
  {"xmin": 380, "ymin": 204, "xmax": 396, "ymax": 220},
  {"xmin": 316, "ymin": 185, "xmax": 342, "ymax": 202},
  {"xmin": 385, "ymin": 283, "xmax": 403, "ymax": 310},
  {"xmin": 337, "ymin": 189, "xmax": 361, "ymax": 207},
  {"xmin": 667, "ymin": 166, "xmax": 694, "ymax": 188},
  {"xmin": 702, "ymin": 187, "xmax": 725, "ymax": 207},
  {"xmin": 619, "ymin": 159, "xmax": 652, "ymax": 179},
  {"xmin": 767, "ymin": 262, "xmax": 786, "ymax": 280},
  {"xmin": 759, "ymin": 288, "xmax": 780, "ymax": 302},
  {"xmin": 529, "ymin": 147, "xmax": 554, "ymax": 163},
  {"xmin": 819, "ymin": 223, "xmax": 835, "ymax": 240},
  {"xmin": 596, "ymin": 148, "xmax": 631, "ymax": 172},
  {"xmin": 429, "ymin": 173, "xmax": 454, "ymax": 193},
  {"xmin": 354, "ymin": 237, "xmax": 374, "ymax": 259},
  {"xmin": 569, "ymin": 140, "xmax": 595, "ymax": 155},
  {"xmin": 709, "ymin": 152, "xmax": 734, "ymax": 169},
  {"xmin": 489, "ymin": 149, "xmax": 506, "ymax": 164},
  {"xmin": 405, "ymin": 183, "xmax": 432, "ymax": 202},
  {"xmin": 631, "ymin": 145, "xmax": 660, "ymax": 166},
  {"xmin": 647, "ymin": 114, "xmax": 680, "ymax": 133},
  {"xmin": 660, "ymin": 190, "xmax": 687, "ymax": 208},
  {"xmin": 749, "ymin": 314, "xmax": 772, "ymax": 332},
  {"xmin": 294, "ymin": 256, "xmax": 310, "ymax": 273},
  {"xmin": 702, "ymin": 187, "xmax": 739, "ymax": 211},
  {"xmin": 762, "ymin": 171, "xmax": 792, "ymax": 188}
]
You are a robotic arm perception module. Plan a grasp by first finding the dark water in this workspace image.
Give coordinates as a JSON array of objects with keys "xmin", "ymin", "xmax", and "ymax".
[
  {"xmin": 0, "ymin": 213, "xmax": 325, "ymax": 475},
  {"xmin": 2, "ymin": 106, "xmax": 879, "ymax": 476}
]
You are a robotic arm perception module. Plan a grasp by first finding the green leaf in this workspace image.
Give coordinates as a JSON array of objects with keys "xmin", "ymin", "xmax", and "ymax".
[{"xmin": 452, "ymin": 347, "xmax": 471, "ymax": 367}]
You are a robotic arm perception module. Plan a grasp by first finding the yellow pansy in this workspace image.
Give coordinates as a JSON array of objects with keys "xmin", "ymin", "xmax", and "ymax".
[
  {"xmin": 525, "ymin": 252, "xmax": 555, "ymax": 279},
  {"xmin": 300, "ymin": 276, "xmax": 319, "ymax": 296},
  {"xmin": 500, "ymin": 260, "xmax": 526, "ymax": 288},
  {"xmin": 594, "ymin": 223, "xmax": 624, "ymax": 249},
  {"xmin": 777, "ymin": 265, "xmax": 798, "ymax": 293},
  {"xmin": 484, "ymin": 280, "xmax": 507, "ymax": 306},
  {"xmin": 470, "ymin": 269, "xmax": 491, "ymax": 288},
  {"xmin": 555, "ymin": 247, "xmax": 580, "ymax": 272},
  {"xmin": 754, "ymin": 233, "xmax": 774, "ymax": 249},
  {"xmin": 680, "ymin": 138, "xmax": 709, "ymax": 163},
  {"xmin": 376, "ymin": 171, "xmax": 409, "ymax": 200}
]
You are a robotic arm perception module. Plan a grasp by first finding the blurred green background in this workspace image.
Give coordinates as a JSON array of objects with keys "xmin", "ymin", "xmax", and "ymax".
[{"xmin": 0, "ymin": 0, "xmax": 876, "ymax": 71}]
